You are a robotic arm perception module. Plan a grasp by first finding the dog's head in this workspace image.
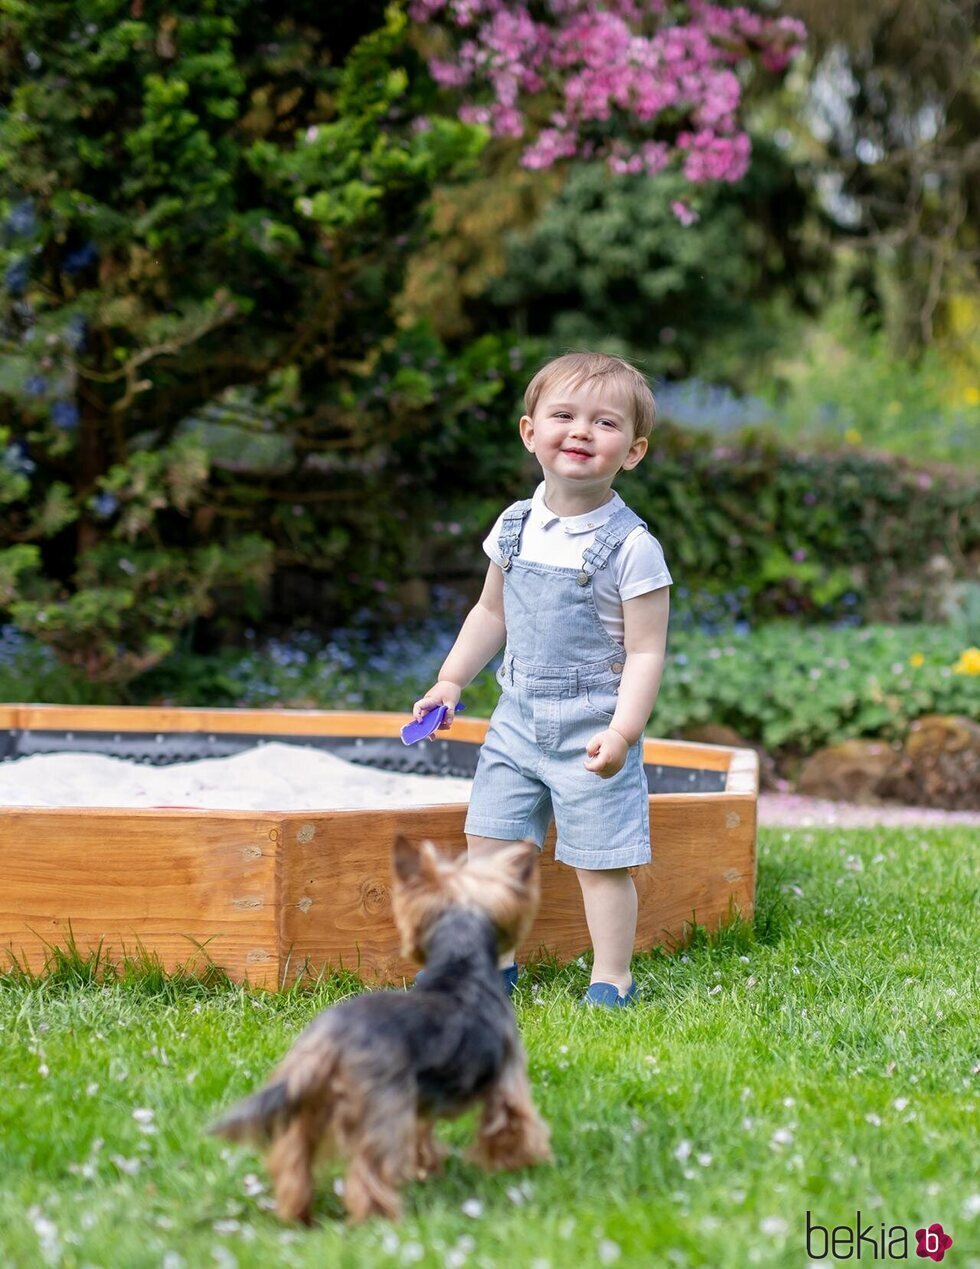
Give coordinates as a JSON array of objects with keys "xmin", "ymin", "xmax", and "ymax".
[{"xmin": 390, "ymin": 835, "xmax": 540, "ymax": 964}]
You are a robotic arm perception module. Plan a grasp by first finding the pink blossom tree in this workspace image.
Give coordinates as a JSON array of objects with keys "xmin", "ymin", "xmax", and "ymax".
[{"xmin": 410, "ymin": 1, "xmax": 805, "ymax": 216}]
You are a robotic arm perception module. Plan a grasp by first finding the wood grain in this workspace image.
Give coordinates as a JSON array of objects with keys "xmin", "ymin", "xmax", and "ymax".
[
  {"xmin": 279, "ymin": 792, "xmax": 757, "ymax": 986},
  {"xmin": 0, "ymin": 808, "xmax": 281, "ymax": 987},
  {"xmin": 3, "ymin": 703, "xmax": 737, "ymax": 772},
  {"xmin": 0, "ymin": 705, "xmax": 758, "ymax": 989}
]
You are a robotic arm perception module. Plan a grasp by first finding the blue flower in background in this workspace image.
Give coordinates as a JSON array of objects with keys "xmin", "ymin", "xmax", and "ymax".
[
  {"xmin": 51, "ymin": 400, "xmax": 80, "ymax": 429},
  {"xmin": 2, "ymin": 441, "xmax": 36, "ymax": 476},
  {"xmin": 5, "ymin": 200, "xmax": 37, "ymax": 238},
  {"xmin": 4, "ymin": 258, "xmax": 29, "ymax": 295},
  {"xmin": 652, "ymin": 378, "xmax": 771, "ymax": 434},
  {"xmin": 65, "ymin": 314, "xmax": 88, "ymax": 351},
  {"xmin": 63, "ymin": 241, "xmax": 99, "ymax": 275},
  {"xmin": 93, "ymin": 492, "xmax": 119, "ymax": 518},
  {"xmin": 24, "ymin": 375, "xmax": 47, "ymax": 396}
]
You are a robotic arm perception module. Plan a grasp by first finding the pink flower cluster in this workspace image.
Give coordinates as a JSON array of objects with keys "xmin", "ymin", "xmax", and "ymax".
[{"xmin": 409, "ymin": 0, "xmax": 804, "ymax": 192}]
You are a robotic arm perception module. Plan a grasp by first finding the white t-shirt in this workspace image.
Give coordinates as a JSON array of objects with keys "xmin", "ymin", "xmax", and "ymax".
[{"xmin": 483, "ymin": 483, "xmax": 672, "ymax": 646}]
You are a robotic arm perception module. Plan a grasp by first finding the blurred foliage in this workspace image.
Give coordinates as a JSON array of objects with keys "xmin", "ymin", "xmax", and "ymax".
[
  {"xmin": 746, "ymin": 295, "xmax": 980, "ymax": 465},
  {"xmin": 656, "ymin": 621, "xmax": 980, "ymax": 757},
  {"xmin": 396, "ymin": 139, "xmax": 565, "ymax": 341},
  {"xmin": 0, "ymin": 1, "xmax": 976, "ymax": 678},
  {"xmin": 400, "ymin": 138, "xmax": 825, "ymax": 382},
  {"xmin": 366, "ymin": 330, "xmax": 978, "ymax": 627},
  {"xmin": 618, "ymin": 429, "xmax": 977, "ymax": 627},
  {"xmin": 781, "ymin": 0, "xmax": 979, "ymax": 355},
  {"xmin": 0, "ymin": 1, "xmax": 484, "ymax": 679},
  {"xmin": 3, "ymin": 618, "xmax": 976, "ymax": 767},
  {"xmin": 62, "ymin": 317, "xmax": 974, "ymax": 637}
]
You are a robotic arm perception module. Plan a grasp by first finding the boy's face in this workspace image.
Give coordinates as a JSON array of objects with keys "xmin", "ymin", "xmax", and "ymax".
[{"xmin": 519, "ymin": 376, "xmax": 648, "ymax": 488}]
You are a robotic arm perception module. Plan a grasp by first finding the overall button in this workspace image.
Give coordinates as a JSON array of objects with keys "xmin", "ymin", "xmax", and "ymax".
[{"xmin": 611, "ymin": 661, "xmax": 624, "ymax": 673}]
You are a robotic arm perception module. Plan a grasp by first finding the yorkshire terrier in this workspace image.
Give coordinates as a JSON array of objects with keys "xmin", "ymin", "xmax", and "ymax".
[{"xmin": 209, "ymin": 834, "xmax": 552, "ymax": 1224}]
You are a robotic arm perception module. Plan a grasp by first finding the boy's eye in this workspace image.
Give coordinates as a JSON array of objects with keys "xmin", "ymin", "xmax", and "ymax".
[{"xmin": 598, "ymin": 419, "xmax": 617, "ymax": 428}]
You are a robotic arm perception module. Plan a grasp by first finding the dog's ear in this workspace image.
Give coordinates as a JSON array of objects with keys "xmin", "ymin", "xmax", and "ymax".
[
  {"xmin": 392, "ymin": 834, "xmax": 420, "ymax": 882},
  {"xmin": 501, "ymin": 839, "xmax": 538, "ymax": 885},
  {"xmin": 393, "ymin": 836, "xmax": 444, "ymax": 883},
  {"xmin": 419, "ymin": 839, "xmax": 443, "ymax": 877}
]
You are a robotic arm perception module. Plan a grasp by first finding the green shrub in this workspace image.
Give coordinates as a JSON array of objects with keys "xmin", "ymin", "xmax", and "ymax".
[
  {"xmin": 656, "ymin": 622, "xmax": 980, "ymax": 757},
  {"xmin": 414, "ymin": 401, "xmax": 978, "ymax": 626},
  {"xmin": 5, "ymin": 620, "xmax": 975, "ymax": 767},
  {"xmin": 751, "ymin": 298, "xmax": 980, "ymax": 466},
  {"xmin": 276, "ymin": 322, "xmax": 976, "ymax": 630},
  {"xmin": 626, "ymin": 428, "xmax": 979, "ymax": 625},
  {"xmin": 0, "ymin": 3, "xmax": 483, "ymax": 681}
]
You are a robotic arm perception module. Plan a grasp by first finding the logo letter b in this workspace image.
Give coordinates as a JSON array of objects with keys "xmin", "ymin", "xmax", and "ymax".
[{"xmin": 806, "ymin": 1212, "xmax": 828, "ymax": 1259}]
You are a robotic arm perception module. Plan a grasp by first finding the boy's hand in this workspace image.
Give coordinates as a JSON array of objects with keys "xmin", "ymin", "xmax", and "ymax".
[
  {"xmin": 412, "ymin": 681, "xmax": 462, "ymax": 731},
  {"xmin": 584, "ymin": 728, "xmax": 630, "ymax": 778}
]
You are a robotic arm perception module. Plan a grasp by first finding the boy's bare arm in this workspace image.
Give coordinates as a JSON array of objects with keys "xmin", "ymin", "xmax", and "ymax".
[
  {"xmin": 585, "ymin": 586, "xmax": 669, "ymax": 777},
  {"xmin": 610, "ymin": 586, "xmax": 670, "ymax": 744},
  {"xmin": 413, "ymin": 563, "xmax": 506, "ymax": 721}
]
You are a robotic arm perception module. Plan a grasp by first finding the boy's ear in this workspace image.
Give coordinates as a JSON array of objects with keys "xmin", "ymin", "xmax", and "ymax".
[
  {"xmin": 518, "ymin": 414, "xmax": 535, "ymax": 452},
  {"xmin": 621, "ymin": 435, "xmax": 648, "ymax": 470}
]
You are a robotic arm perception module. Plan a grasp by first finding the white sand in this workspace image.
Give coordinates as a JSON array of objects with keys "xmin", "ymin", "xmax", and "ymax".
[
  {"xmin": 1, "ymin": 743, "xmax": 976, "ymax": 826},
  {"xmin": 0, "ymin": 742, "xmax": 472, "ymax": 811}
]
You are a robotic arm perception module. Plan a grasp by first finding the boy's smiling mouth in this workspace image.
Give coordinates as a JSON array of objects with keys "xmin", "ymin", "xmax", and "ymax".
[{"xmin": 562, "ymin": 447, "xmax": 593, "ymax": 459}]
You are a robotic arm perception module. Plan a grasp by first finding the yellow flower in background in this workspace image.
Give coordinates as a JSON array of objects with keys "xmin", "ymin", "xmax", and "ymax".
[
  {"xmin": 909, "ymin": 652, "xmax": 925, "ymax": 667},
  {"xmin": 844, "ymin": 428, "xmax": 862, "ymax": 445},
  {"xmin": 886, "ymin": 400, "xmax": 902, "ymax": 414},
  {"xmin": 965, "ymin": 386, "xmax": 980, "ymax": 406},
  {"xmin": 952, "ymin": 647, "xmax": 980, "ymax": 675}
]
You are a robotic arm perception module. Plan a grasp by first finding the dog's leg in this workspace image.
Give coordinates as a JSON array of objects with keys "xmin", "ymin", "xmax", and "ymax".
[
  {"xmin": 415, "ymin": 1118, "xmax": 450, "ymax": 1178},
  {"xmin": 267, "ymin": 1112, "xmax": 319, "ymax": 1225},
  {"xmin": 468, "ymin": 1051, "xmax": 552, "ymax": 1172},
  {"xmin": 342, "ymin": 1090, "xmax": 416, "ymax": 1223}
]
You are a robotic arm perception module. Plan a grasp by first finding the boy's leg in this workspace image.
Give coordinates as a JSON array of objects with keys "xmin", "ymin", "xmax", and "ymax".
[
  {"xmin": 467, "ymin": 834, "xmax": 523, "ymax": 970},
  {"xmin": 574, "ymin": 867, "xmax": 637, "ymax": 997}
]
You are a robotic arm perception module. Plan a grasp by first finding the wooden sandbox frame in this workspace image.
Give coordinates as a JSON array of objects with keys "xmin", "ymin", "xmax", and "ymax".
[{"xmin": 0, "ymin": 704, "xmax": 758, "ymax": 989}]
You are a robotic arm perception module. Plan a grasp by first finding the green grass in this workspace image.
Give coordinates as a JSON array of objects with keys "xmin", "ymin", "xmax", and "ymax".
[{"xmin": 2, "ymin": 827, "xmax": 978, "ymax": 1268}]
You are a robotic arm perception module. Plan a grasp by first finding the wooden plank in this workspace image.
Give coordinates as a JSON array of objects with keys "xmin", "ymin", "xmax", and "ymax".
[
  {"xmin": 642, "ymin": 736, "xmax": 732, "ymax": 772},
  {"xmin": 0, "ymin": 809, "xmax": 281, "ymax": 988},
  {"xmin": 279, "ymin": 807, "xmax": 471, "ymax": 987},
  {"xmin": 12, "ymin": 703, "xmax": 412, "ymax": 738},
  {"xmin": 726, "ymin": 747, "xmax": 759, "ymax": 794},
  {"xmin": 521, "ymin": 793, "xmax": 756, "ymax": 964},
  {"xmin": 6, "ymin": 704, "xmax": 736, "ymax": 773},
  {"xmin": 0, "ymin": 704, "xmax": 758, "ymax": 989},
  {"xmin": 279, "ymin": 791, "xmax": 757, "ymax": 987}
]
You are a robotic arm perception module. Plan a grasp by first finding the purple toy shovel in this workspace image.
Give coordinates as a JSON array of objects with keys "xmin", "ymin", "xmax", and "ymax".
[{"xmin": 400, "ymin": 702, "xmax": 464, "ymax": 745}]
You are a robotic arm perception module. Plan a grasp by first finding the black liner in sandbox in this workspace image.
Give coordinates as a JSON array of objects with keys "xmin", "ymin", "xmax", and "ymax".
[{"xmin": 0, "ymin": 729, "xmax": 727, "ymax": 794}]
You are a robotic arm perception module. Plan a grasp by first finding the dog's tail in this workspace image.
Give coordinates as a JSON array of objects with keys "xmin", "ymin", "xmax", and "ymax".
[
  {"xmin": 208, "ymin": 1024, "xmax": 342, "ymax": 1145},
  {"xmin": 208, "ymin": 1081, "xmax": 292, "ymax": 1144}
]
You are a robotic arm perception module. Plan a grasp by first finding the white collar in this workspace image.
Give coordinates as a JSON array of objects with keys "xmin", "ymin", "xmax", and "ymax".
[{"xmin": 530, "ymin": 483, "xmax": 624, "ymax": 535}]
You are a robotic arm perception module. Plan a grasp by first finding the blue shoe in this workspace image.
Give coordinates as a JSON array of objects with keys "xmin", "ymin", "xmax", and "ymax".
[
  {"xmin": 500, "ymin": 963, "xmax": 519, "ymax": 996},
  {"xmin": 414, "ymin": 964, "xmax": 520, "ymax": 997},
  {"xmin": 580, "ymin": 979, "xmax": 637, "ymax": 1008}
]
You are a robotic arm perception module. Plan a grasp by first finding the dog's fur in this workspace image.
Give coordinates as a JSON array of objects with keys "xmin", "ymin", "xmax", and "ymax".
[{"xmin": 208, "ymin": 835, "xmax": 552, "ymax": 1224}]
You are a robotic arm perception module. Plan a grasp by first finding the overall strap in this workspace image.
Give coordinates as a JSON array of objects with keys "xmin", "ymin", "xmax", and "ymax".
[
  {"xmin": 577, "ymin": 508, "xmax": 647, "ymax": 584},
  {"xmin": 496, "ymin": 499, "xmax": 533, "ymax": 571}
]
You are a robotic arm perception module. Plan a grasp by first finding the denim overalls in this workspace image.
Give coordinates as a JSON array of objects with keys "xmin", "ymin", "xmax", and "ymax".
[{"xmin": 465, "ymin": 499, "xmax": 652, "ymax": 870}]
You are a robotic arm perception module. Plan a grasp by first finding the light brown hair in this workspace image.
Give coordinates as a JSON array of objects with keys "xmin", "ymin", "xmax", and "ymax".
[{"xmin": 524, "ymin": 351, "xmax": 656, "ymax": 439}]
